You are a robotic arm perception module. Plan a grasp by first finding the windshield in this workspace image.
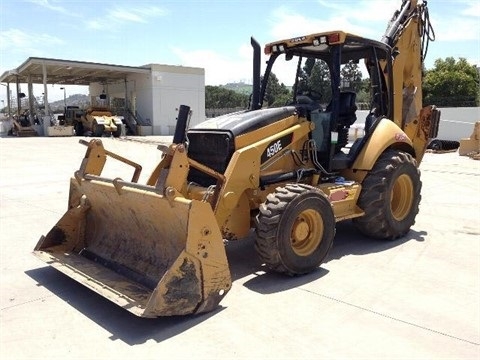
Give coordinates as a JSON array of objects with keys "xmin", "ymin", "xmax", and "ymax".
[{"xmin": 260, "ymin": 40, "xmax": 391, "ymax": 118}]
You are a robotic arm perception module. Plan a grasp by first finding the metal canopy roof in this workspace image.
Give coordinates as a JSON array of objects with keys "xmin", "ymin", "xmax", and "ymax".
[{"xmin": 0, "ymin": 57, "xmax": 151, "ymax": 85}]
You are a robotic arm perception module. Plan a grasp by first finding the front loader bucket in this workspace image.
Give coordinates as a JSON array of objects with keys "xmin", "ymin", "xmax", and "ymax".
[{"xmin": 34, "ymin": 176, "xmax": 232, "ymax": 318}]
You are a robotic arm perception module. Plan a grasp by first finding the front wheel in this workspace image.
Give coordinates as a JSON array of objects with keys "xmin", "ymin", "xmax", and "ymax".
[
  {"xmin": 353, "ymin": 149, "xmax": 421, "ymax": 240},
  {"xmin": 92, "ymin": 121, "xmax": 104, "ymax": 137},
  {"xmin": 112, "ymin": 124, "xmax": 122, "ymax": 138},
  {"xmin": 74, "ymin": 122, "xmax": 84, "ymax": 136},
  {"xmin": 255, "ymin": 184, "xmax": 335, "ymax": 275}
]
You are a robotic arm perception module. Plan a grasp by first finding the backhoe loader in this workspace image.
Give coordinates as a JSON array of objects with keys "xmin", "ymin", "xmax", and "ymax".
[{"xmin": 34, "ymin": 0, "xmax": 440, "ymax": 317}]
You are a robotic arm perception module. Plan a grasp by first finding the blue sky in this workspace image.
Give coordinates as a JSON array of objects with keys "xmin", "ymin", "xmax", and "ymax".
[{"xmin": 0, "ymin": 0, "xmax": 479, "ymax": 103}]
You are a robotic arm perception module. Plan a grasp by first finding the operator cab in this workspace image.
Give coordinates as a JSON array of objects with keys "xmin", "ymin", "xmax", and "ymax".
[{"xmin": 261, "ymin": 32, "xmax": 393, "ymax": 172}]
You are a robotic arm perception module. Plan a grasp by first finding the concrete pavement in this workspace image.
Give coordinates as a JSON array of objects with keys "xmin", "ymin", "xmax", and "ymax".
[{"xmin": 0, "ymin": 135, "xmax": 479, "ymax": 359}]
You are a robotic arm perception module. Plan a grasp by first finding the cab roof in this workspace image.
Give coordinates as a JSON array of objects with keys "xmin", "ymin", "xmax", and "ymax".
[{"xmin": 264, "ymin": 31, "xmax": 391, "ymax": 63}]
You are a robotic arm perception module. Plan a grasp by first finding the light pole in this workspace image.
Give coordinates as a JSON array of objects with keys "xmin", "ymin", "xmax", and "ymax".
[{"xmin": 60, "ymin": 87, "xmax": 66, "ymax": 109}]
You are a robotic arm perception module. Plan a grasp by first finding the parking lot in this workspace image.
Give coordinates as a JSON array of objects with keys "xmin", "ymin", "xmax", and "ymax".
[{"xmin": 0, "ymin": 135, "xmax": 479, "ymax": 360}]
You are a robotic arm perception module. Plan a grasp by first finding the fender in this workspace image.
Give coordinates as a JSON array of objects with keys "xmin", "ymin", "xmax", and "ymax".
[
  {"xmin": 91, "ymin": 116, "xmax": 106, "ymax": 125},
  {"xmin": 352, "ymin": 118, "xmax": 414, "ymax": 171},
  {"xmin": 112, "ymin": 116, "xmax": 124, "ymax": 126}
]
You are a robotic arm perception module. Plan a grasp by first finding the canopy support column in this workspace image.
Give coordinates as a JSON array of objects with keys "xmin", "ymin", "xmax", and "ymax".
[
  {"xmin": 42, "ymin": 62, "xmax": 50, "ymax": 135},
  {"xmin": 28, "ymin": 74, "xmax": 34, "ymax": 125}
]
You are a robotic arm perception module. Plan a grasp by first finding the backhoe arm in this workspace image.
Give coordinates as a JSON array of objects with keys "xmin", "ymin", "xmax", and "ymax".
[{"xmin": 380, "ymin": 0, "xmax": 438, "ymax": 163}]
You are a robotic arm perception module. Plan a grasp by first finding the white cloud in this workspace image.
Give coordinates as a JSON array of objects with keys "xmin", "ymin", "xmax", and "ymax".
[
  {"xmin": 434, "ymin": 17, "xmax": 480, "ymax": 41},
  {"xmin": 109, "ymin": 8, "xmax": 147, "ymax": 23},
  {"xmin": 268, "ymin": 7, "xmax": 354, "ymax": 40},
  {"xmin": 268, "ymin": 2, "xmax": 395, "ymax": 42},
  {"xmin": 0, "ymin": 28, "xmax": 64, "ymax": 53},
  {"xmin": 85, "ymin": 20, "xmax": 103, "ymax": 31},
  {"xmin": 27, "ymin": 0, "xmax": 69, "ymax": 14},
  {"xmin": 429, "ymin": 0, "xmax": 480, "ymax": 42},
  {"xmin": 87, "ymin": 6, "xmax": 168, "ymax": 31},
  {"xmin": 459, "ymin": 0, "xmax": 480, "ymax": 17},
  {"xmin": 317, "ymin": 0, "xmax": 398, "ymax": 22},
  {"xmin": 171, "ymin": 45, "xmax": 254, "ymax": 85},
  {"xmin": 342, "ymin": 0, "xmax": 398, "ymax": 23},
  {"xmin": 0, "ymin": 29, "xmax": 65, "ymax": 82},
  {"xmin": 109, "ymin": 6, "xmax": 167, "ymax": 23},
  {"xmin": 170, "ymin": 1, "xmax": 403, "ymax": 86},
  {"xmin": 430, "ymin": 0, "xmax": 480, "ymax": 65}
]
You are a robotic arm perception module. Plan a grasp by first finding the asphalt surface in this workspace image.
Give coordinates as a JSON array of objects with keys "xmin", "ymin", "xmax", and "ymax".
[{"xmin": 0, "ymin": 135, "xmax": 479, "ymax": 360}]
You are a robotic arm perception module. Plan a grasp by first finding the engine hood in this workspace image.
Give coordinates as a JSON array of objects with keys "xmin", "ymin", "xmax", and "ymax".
[{"xmin": 192, "ymin": 106, "xmax": 297, "ymax": 137}]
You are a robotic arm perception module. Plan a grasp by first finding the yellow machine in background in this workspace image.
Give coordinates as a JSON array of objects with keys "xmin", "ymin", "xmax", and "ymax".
[
  {"xmin": 80, "ymin": 106, "xmax": 123, "ymax": 137},
  {"xmin": 34, "ymin": 0, "xmax": 440, "ymax": 317},
  {"xmin": 62, "ymin": 104, "xmax": 124, "ymax": 137},
  {"xmin": 74, "ymin": 106, "xmax": 123, "ymax": 137}
]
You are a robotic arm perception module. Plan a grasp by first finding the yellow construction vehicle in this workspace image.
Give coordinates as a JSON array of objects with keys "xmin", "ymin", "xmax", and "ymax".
[
  {"xmin": 61, "ymin": 105, "xmax": 123, "ymax": 137},
  {"xmin": 33, "ymin": 0, "xmax": 440, "ymax": 317},
  {"xmin": 78, "ymin": 106, "xmax": 124, "ymax": 137}
]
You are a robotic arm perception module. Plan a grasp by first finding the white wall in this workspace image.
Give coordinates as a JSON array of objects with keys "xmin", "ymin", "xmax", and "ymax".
[
  {"xmin": 130, "ymin": 73, "xmax": 153, "ymax": 125},
  {"xmin": 87, "ymin": 65, "xmax": 205, "ymax": 135},
  {"xmin": 150, "ymin": 64, "xmax": 205, "ymax": 135},
  {"xmin": 355, "ymin": 107, "xmax": 479, "ymax": 141},
  {"xmin": 435, "ymin": 107, "xmax": 480, "ymax": 141}
]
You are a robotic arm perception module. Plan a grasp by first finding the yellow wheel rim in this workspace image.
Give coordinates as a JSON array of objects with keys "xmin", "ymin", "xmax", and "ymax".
[
  {"xmin": 391, "ymin": 174, "xmax": 414, "ymax": 221},
  {"xmin": 290, "ymin": 209, "xmax": 323, "ymax": 256}
]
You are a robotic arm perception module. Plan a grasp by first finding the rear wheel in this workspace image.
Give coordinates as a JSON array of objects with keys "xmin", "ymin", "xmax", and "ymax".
[
  {"xmin": 255, "ymin": 184, "xmax": 335, "ymax": 275},
  {"xmin": 353, "ymin": 149, "xmax": 421, "ymax": 240}
]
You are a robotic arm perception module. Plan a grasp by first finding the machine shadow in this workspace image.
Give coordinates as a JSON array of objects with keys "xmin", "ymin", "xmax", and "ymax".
[
  {"xmin": 25, "ymin": 267, "xmax": 224, "ymax": 346},
  {"xmin": 326, "ymin": 220, "xmax": 427, "ymax": 262},
  {"xmin": 232, "ymin": 220, "xmax": 427, "ymax": 295},
  {"xmin": 226, "ymin": 234, "xmax": 330, "ymax": 294},
  {"xmin": 25, "ymin": 221, "xmax": 426, "ymax": 345}
]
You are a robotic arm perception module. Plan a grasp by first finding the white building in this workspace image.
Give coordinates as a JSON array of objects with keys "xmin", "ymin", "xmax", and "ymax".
[{"xmin": 0, "ymin": 57, "xmax": 206, "ymax": 135}]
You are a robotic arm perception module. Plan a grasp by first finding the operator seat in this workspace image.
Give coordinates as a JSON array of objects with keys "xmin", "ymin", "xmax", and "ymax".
[
  {"xmin": 326, "ymin": 91, "xmax": 358, "ymax": 170},
  {"xmin": 327, "ymin": 91, "xmax": 357, "ymax": 127}
]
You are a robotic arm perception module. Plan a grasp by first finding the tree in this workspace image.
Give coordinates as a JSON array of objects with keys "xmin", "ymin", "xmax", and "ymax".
[
  {"xmin": 309, "ymin": 60, "xmax": 331, "ymax": 104},
  {"xmin": 205, "ymin": 85, "xmax": 249, "ymax": 109},
  {"xmin": 423, "ymin": 57, "xmax": 480, "ymax": 107},
  {"xmin": 264, "ymin": 72, "xmax": 291, "ymax": 107},
  {"xmin": 288, "ymin": 58, "xmax": 332, "ymax": 104},
  {"xmin": 295, "ymin": 58, "xmax": 317, "ymax": 95},
  {"xmin": 340, "ymin": 61, "xmax": 363, "ymax": 92},
  {"xmin": 356, "ymin": 78, "xmax": 372, "ymax": 108}
]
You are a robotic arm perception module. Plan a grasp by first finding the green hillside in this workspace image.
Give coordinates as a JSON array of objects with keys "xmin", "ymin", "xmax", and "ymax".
[{"xmin": 222, "ymin": 82, "xmax": 252, "ymax": 95}]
